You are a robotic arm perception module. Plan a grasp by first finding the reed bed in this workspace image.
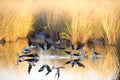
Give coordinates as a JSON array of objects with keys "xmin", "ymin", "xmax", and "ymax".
[
  {"xmin": 0, "ymin": 0, "xmax": 33, "ymax": 41},
  {"xmin": 0, "ymin": 0, "xmax": 120, "ymax": 44}
]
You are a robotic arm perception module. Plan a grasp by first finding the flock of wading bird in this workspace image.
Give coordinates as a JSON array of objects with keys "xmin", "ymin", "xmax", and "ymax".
[{"xmin": 16, "ymin": 32, "xmax": 100, "ymax": 80}]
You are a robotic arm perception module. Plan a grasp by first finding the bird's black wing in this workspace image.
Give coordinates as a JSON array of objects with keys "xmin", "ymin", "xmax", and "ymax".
[
  {"xmin": 57, "ymin": 32, "xmax": 60, "ymax": 40},
  {"xmin": 24, "ymin": 54, "xmax": 34, "ymax": 57},
  {"xmin": 38, "ymin": 65, "xmax": 45, "ymax": 72},
  {"xmin": 72, "ymin": 63, "xmax": 74, "ymax": 67},
  {"xmin": 24, "ymin": 59, "xmax": 33, "ymax": 62},
  {"xmin": 71, "ymin": 45, "xmax": 74, "ymax": 50},
  {"xmin": 74, "ymin": 59, "xmax": 81, "ymax": 62},
  {"xmin": 77, "ymin": 44, "xmax": 84, "ymax": 50},
  {"xmin": 64, "ymin": 51, "xmax": 70, "ymax": 54},
  {"xmin": 32, "ymin": 53, "xmax": 39, "ymax": 57},
  {"xmin": 47, "ymin": 44, "xmax": 51, "ymax": 50},
  {"xmin": 33, "ymin": 59, "xmax": 39, "ymax": 62},
  {"xmin": 46, "ymin": 71, "xmax": 50, "ymax": 76},
  {"xmin": 46, "ymin": 65, "xmax": 52, "ymax": 72},
  {"xmin": 77, "ymin": 62, "xmax": 85, "ymax": 68},
  {"xmin": 94, "ymin": 52, "xmax": 99, "ymax": 55},
  {"xmin": 45, "ymin": 40, "xmax": 52, "ymax": 49},
  {"xmin": 28, "ymin": 64, "xmax": 32, "ymax": 74},
  {"xmin": 28, "ymin": 38, "xmax": 32, "ymax": 46},
  {"xmin": 73, "ymin": 54, "xmax": 79, "ymax": 56},
  {"xmin": 64, "ymin": 61, "xmax": 71, "ymax": 65},
  {"xmin": 46, "ymin": 65, "xmax": 52, "ymax": 76},
  {"xmin": 25, "ymin": 58, "xmax": 39, "ymax": 63},
  {"xmin": 38, "ymin": 43, "xmax": 44, "ymax": 50}
]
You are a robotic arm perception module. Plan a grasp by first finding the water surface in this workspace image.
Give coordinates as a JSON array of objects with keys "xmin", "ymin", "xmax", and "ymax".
[{"xmin": 0, "ymin": 40, "xmax": 119, "ymax": 80}]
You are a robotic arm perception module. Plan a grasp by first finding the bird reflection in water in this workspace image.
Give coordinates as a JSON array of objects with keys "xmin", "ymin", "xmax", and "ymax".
[
  {"xmin": 38, "ymin": 64, "xmax": 53, "ymax": 76},
  {"xmin": 91, "ymin": 48, "xmax": 100, "ymax": 63},
  {"xmin": 15, "ymin": 33, "xmax": 106, "ymax": 80},
  {"xmin": 52, "ymin": 66, "xmax": 65, "ymax": 80},
  {"xmin": 64, "ymin": 59, "xmax": 85, "ymax": 68}
]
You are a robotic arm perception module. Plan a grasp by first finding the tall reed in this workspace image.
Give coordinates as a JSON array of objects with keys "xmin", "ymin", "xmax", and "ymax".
[
  {"xmin": 0, "ymin": 0, "xmax": 120, "ymax": 44},
  {"xmin": 0, "ymin": 0, "xmax": 33, "ymax": 41}
]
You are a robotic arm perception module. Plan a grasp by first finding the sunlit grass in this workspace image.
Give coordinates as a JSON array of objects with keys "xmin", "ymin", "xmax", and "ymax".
[
  {"xmin": 0, "ymin": 0, "xmax": 33, "ymax": 41},
  {"xmin": 0, "ymin": 0, "xmax": 120, "ymax": 44},
  {"xmin": 101, "ymin": 46, "xmax": 119, "ymax": 80}
]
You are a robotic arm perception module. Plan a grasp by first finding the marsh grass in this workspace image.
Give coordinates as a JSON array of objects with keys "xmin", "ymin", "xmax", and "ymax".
[
  {"xmin": 101, "ymin": 46, "xmax": 119, "ymax": 80},
  {"xmin": 0, "ymin": 0, "xmax": 120, "ymax": 44},
  {"xmin": 0, "ymin": 0, "xmax": 33, "ymax": 41}
]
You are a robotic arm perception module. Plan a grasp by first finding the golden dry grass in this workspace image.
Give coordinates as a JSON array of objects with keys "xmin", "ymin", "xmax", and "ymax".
[
  {"xmin": 0, "ymin": 0, "xmax": 33, "ymax": 41},
  {"xmin": 0, "ymin": 0, "xmax": 120, "ymax": 44}
]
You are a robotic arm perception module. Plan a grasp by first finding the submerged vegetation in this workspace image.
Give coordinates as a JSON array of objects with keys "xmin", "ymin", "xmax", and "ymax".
[{"xmin": 0, "ymin": 0, "xmax": 120, "ymax": 45}]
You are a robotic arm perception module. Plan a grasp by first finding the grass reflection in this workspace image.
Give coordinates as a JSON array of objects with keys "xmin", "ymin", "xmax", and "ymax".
[
  {"xmin": 0, "ymin": 39, "xmax": 28, "ymax": 68},
  {"xmin": 0, "ymin": 40, "xmax": 119, "ymax": 80}
]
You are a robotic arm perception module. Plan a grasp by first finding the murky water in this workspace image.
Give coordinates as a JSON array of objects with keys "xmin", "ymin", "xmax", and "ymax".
[{"xmin": 0, "ymin": 40, "xmax": 119, "ymax": 80}]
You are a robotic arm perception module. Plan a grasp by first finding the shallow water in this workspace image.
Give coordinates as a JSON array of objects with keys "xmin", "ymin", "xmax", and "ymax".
[{"xmin": 0, "ymin": 40, "xmax": 119, "ymax": 80}]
